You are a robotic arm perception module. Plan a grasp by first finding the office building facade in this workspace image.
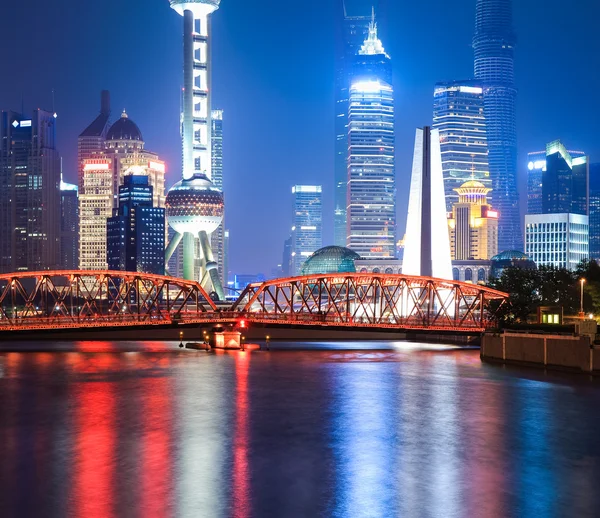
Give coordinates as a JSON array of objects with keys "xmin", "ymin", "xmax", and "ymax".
[
  {"xmin": 211, "ymin": 109, "xmax": 226, "ymax": 286},
  {"xmin": 346, "ymin": 16, "xmax": 395, "ymax": 259},
  {"xmin": 0, "ymin": 110, "xmax": 61, "ymax": 273},
  {"xmin": 60, "ymin": 176, "xmax": 79, "ymax": 270},
  {"xmin": 107, "ymin": 175, "xmax": 165, "ymax": 274},
  {"xmin": 590, "ymin": 163, "xmax": 600, "ymax": 261},
  {"xmin": 525, "ymin": 213, "xmax": 589, "ymax": 270},
  {"xmin": 527, "ymin": 151, "xmax": 546, "ymax": 215},
  {"xmin": 473, "ymin": 0, "xmax": 521, "ymax": 251},
  {"xmin": 433, "ymin": 81, "xmax": 490, "ymax": 213},
  {"xmin": 448, "ymin": 180, "xmax": 498, "ymax": 261},
  {"xmin": 291, "ymin": 186, "xmax": 323, "ymax": 275},
  {"xmin": 543, "ymin": 140, "xmax": 588, "ymax": 216}
]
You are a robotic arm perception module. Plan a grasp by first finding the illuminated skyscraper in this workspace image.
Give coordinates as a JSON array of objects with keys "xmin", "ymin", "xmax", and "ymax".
[
  {"xmin": 473, "ymin": 0, "xmax": 520, "ymax": 251},
  {"xmin": 334, "ymin": 1, "xmax": 382, "ymax": 246},
  {"xmin": 291, "ymin": 186, "xmax": 323, "ymax": 275},
  {"xmin": 60, "ymin": 175, "xmax": 79, "ymax": 270},
  {"xmin": 543, "ymin": 140, "xmax": 588, "ymax": 216},
  {"xmin": 448, "ymin": 180, "xmax": 498, "ymax": 261},
  {"xmin": 433, "ymin": 81, "xmax": 490, "ymax": 213},
  {"xmin": 78, "ymin": 91, "xmax": 111, "ymax": 188},
  {"xmin": 211, "ymin": 109, "xmax": 226, "ymax": 286},
  {"xmin": 526, "ymin": 150, "xmax": 546, "ymax": 215},
  {"xmin": 0, "ymin": 110, "xmax": 61, "ymax": 273},
  {"xmin": 107, "ymin": 175, "xmax": 165, "ymax": 274},
  {"xmin": 164, "ymin": 0, "xmax": 225, "ymax": 299},
  {"xmin": 589, "ymin": 163, "xmax": 600, "ymax": 261},
  {"xmin": 346, "ymin": 14, "xmax": 395, "ymax": 259}
]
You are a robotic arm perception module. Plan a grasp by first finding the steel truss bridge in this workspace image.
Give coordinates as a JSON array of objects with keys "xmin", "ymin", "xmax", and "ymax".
[{"xmin": 0, "ymin": 271, "xmax": 507, "ymax": 334}]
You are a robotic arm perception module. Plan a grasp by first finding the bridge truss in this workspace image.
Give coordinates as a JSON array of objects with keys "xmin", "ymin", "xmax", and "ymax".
[
  {"xmin": 233, "ymin": 274, "xmax": 507, "ymax": 333},
  {"xmin": 0, "ymin": 271, "xmax": 218, "ymax": 331},
  {"xmin": 0, "ymin": 272, "xmax": 507, "ymax": 333}
]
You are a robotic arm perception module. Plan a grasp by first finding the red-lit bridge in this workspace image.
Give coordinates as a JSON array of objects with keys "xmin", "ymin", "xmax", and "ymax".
[{"xmin": 0, "ymin": 271, "xmax": 507, "ymax": 334}]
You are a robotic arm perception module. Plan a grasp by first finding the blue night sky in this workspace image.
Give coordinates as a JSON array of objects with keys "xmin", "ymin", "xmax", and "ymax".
[{"xmin": 1, "ymin": 0, "xmax": 599, "ymax": 275}]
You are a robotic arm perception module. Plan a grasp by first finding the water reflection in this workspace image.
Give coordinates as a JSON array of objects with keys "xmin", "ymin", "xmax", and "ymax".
[{"xmin": 0, "ymin": 343, "xmax": 599, "ymax": 517}]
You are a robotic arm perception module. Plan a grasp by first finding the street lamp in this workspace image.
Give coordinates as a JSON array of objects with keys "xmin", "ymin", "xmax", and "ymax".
[{"xmin": 580, "ymin": 278, "xmax": 586, "ymax": 318}]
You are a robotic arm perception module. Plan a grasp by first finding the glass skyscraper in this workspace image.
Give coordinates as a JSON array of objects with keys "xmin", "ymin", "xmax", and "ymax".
[
  {"xmin": 347, "ymin": 17, "xmax": 395, "ymax": 259},
  {"xmin": 334, "ymin": 1, "xmax": 382, "ymax": 247},
  {"xmin": 210, "ymin": 109, "xmax": 226, "ymax": 286},
  {"xmin": 473, "ymin": 0, "xmax": 520, "ymax": 251},
  {"xmin": 543, "ymin": 140, "xmax": 588, "ymax": 216},
  {"xmin": 526, "ymin": 150, "xmax": 546, "ymax": 215},
  {"xmin": 291, "ymin": 186, "xmax": 323, "ymax": 275},
  {"xmin": 589, "ymin": 163, "xmax": 600, "ymax": 261},
  {"xmin": 107, "ymin": 175, "xmax": 165, "ymax": 275},
  {"xmin": 433, "ymin": 81, "xmax": 490, "ymax": 213}
]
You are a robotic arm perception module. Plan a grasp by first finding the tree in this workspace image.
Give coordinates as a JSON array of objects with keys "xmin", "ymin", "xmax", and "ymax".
[{"xmin": 488, "ymin": 267, "xmax": 540, "ymax": 325}]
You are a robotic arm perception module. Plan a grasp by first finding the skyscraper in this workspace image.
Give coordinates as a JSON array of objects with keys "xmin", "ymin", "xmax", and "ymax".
[
  {"xmin": 79, "ymin": 111, "xmax": 166, "ymax": 270},
  {"xmin": 589, "ymin": 163, "xmax": 600, "ymax": 261},
  {"xmin": 78, "ymin": 91, "xmax": 111, "ymax": 189},
  {"xmin": 346, "ymin": 15, "xmax": 395, "ymax": 260},
  {"xmin": 403, "ymin": 127, "xmax": 452, "ymax": 280},
  {"xmin": 473, "ymin": 0, "xmax": 520, "ymax": 251},
  {"xmin": 107, "ymin": 175, "xmax": 165, "ymax": 274},
  {"xmin": 291, "ymin": 186, "xmax": 323, "ymax": 275},
  {"xmin": 60, "ymin": 175, "xmax": 79, "ymax": 270},
  {"xmin": 165, "ymin": 0, "xmax": 225, "ymax": 299},
  {"xmin": 543, "ymin": 140, "xmax": 588, "ymax": 216},
  {"xmin": 526, "ymin": 150, "xmax": 546, "ymax": 215},
  {"xmin": 211, "ymin": 109, "xmax": 226, "ymax": 286},
  {"xmin": 433, "ymin": 81, "xmax": 490, "ymax": 213},
  {"xmin": 334, "ymin": 1, "xmax": 381, "ymax": 247},
  {"xmin": 0, "ymin": 110, "xmax": 61, "ymax": 273}
]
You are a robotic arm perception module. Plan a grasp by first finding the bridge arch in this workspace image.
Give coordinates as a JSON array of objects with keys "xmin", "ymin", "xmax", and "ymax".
[
  {"xmin": 0, "ymin": 270, "xmax": 217, "ymax": 331},
  {"xmin": 232, "ymin": 273, "xmax": 507, "ymax": 332}
]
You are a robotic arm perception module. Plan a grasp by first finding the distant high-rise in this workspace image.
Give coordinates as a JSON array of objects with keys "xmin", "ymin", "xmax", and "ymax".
[
  {"xmin": 448, "ymin": 180, "xmax": 498, "ymax": 261},
  {"xmin": 334, "ymin": 1, "xmax": 382, "ymax": 246},
  {"xmin": 78, "ymin": 91, "xmax": 111, "ymax": 189},
  {"xmin": 589, "ymin": 163, "xmax": 600, "ymax": 261},
  {"xmin": 107, "ymin": 175, "xmax": 165, "ymax": 274},
  {"xmin": 211, "ymin": 109, "xmax": 226, "ymax": 286},
  {"xmin": 473, "ymin": 0, "xmax": 520, "ymax": 251},
  {"xmin": 291, "ymin": 186, "xmax": 323, "ymax": 275},
  {"xmin": 60, "ymin": 175, "xmax": 79, "ymax": 270},
  {"xmin": 526, "ymin": 150, "xmax": 546, "ymax": 215},
  {"xmin": 346, "ymin": 15, "xmax": 395, "ymax": 259},
  {"xmin": 0, "ymin": 110, "xmax": 61, "ymax": 273},
  {"xmin": 403, "ymin": 127, "xmax": 452, "ymax": 280},
  {"xmin": 543, "ymin": 140, "xmax": 588, "ymax": 216},
  {"xmin": 433, "ymin": 81, "xmax": 490, "ymax": 213}
]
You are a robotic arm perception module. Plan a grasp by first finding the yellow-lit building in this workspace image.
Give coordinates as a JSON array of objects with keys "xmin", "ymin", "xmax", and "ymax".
[{"xmin": 448, "ymin": 180, "xmax": 498, "ymax": 260}]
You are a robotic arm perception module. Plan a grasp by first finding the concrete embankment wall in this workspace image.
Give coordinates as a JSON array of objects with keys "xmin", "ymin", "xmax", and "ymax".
[{"xmin": 481, "ymin": 333, "xmax": 597, "ymax": 375}]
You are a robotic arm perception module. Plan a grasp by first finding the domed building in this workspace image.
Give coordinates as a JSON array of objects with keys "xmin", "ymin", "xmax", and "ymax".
[
  {"xmin": 490, "ymin": 250, "xmax": 537, "ymax": 279},
  {"xmin": 79, "ymin": 108, "xmax": 166, "ymax": 271},
  {"xmin": 300, "ymin": 246, "xmax": 361, "ymax": 276}
]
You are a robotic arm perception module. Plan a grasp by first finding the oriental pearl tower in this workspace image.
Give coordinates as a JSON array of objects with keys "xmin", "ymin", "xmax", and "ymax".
[{"xmin": 165, "ymin": 0, "xmax": 225, "ymax": 300}]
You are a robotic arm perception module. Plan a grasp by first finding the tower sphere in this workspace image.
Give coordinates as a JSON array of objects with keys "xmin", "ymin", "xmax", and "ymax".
[
  {"xmin": 166, "ymin": 173, "xmax": 223, "ymax": 235},
  {"xmin": 169, "ymin": 0, "xmax": 221, "ymax": 16}
]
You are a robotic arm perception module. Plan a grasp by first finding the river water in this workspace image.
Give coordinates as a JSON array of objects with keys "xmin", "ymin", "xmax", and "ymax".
[{"xmin": 1, "ymin": 340, "xmax": 599, "ymax": 517}]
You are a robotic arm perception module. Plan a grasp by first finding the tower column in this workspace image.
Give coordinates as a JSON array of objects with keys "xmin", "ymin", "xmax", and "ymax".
[{"xmin": 182, "ymin": 10, "xmax": 195, "ymax": 180}]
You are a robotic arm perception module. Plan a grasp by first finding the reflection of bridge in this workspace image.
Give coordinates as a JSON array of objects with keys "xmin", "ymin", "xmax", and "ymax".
[{"xmin": 0, "ymin": 271, "xmax": 507, "ymax": 333}]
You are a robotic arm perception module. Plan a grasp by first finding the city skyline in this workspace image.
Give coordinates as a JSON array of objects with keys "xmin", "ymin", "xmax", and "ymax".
[{"xmin": 2, "ymin": 0, "xmax": 599, "ymax": 275}]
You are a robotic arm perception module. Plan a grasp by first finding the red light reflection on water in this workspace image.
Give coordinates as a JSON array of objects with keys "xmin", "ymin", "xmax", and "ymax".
[
  {"xmin": 232, "ymin": 352, "xmax": 250, "ymax": 518},
  {"xmin": 72, "ymin": 367, "xmax": 116, "ymax": 517},
  {"xmin": 140, "ymin": 374, "xmax": 173, "ymax": 516}
]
